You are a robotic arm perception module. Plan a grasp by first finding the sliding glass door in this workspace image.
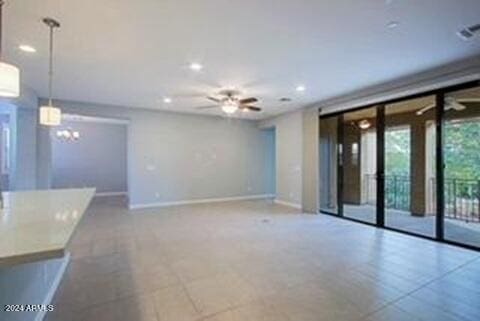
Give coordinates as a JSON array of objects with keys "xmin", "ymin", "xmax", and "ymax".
[
  {"xmin": 341, "ymin": 107, "xmax": 377, "ymax": 223},
  {"xmin": 319, "ymin": 116, "xmax": 339, "ymax": 215},
  {"xmin": 443, "ymin": 85, "xmax": 480, "ymax": 248},
  {"xmin": 319, "ymin": 80, "xmax": 480, "ymax": 251},
  {"xmin": 384, "ymin": 95, "xmax": 437, "ymax": 237}
]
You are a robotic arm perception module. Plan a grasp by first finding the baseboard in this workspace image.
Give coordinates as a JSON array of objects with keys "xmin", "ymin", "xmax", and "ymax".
[
  {"xmin": 129, "ymin": 194, "xmax": 276, "ymax": 210},
  {"xmin": 36, "ymin": 253, "xmax": 70, "ymax": 321},
  {"xmin": 274, "ymin": 199, "xmax": 302, "ymax": 210},
  {"xmin": 95, "ymin": 191, "xmax": 127, "ymax": 197}
]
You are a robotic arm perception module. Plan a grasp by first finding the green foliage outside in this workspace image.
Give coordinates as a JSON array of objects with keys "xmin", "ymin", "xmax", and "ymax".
[
  {"xmin": 384, "ymin": 128, "xmax": 411, "ymax": 209},
  {"xmin": 385, "ymin": 128, "xmax": 411, "ymax": 177},
  {"xmin": 444, "ymin": 120, "xmax": 480, "ymax": 180}
]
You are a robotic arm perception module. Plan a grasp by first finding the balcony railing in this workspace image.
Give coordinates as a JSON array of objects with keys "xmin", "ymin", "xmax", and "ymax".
[
  {"xmin": 363, "ymin": 174, "xmax": 411, "ymax": 211},
  {"xmin": 443, "ymin": 178, "xmax": 480, "ymax": 222},
  {"xmin": 363, "ymin": 174, "xmax": 480, "ymax": 223}
]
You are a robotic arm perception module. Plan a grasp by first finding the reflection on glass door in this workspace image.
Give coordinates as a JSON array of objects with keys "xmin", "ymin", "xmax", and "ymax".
[
  {"xmin": 443, "ymin": 86, "xmax": 480, "ymax": 248},
  {"xmin": 341, "ymin": 107, "xmax": 377, "ymax": 223},
  {"xmin": 384, "ymin": 95, "xmax": 436, "ymax": 237},
  {"xmin": 320, "ymin": 116, "xmax": 339, "ymax": 214}
]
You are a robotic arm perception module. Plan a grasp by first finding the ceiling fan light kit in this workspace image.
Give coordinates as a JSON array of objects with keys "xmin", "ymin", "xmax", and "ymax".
[
  {"xmin": 203, "ymin": 89, "xmax": 262, "ymax": 115},
  {"xmin": 221, "ymin": 99, "xmax": 239, "ymax": 114},
  {"xmin": 39, "ymin": 17, "xmax": 62, "ymax": 126},
  {"xmin": 358, "ymin": 119, "xmax": 372, "ymax": 130},
  {"xmin": 0, "ymin": 0, "xmax": 20, "ymax": 98}
]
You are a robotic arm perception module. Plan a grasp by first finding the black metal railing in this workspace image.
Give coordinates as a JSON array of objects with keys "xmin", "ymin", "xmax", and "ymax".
[
  {"xmin": 444, "ymin": 178, "xmax": 480, "ymax": 222},
  {"xmin": 363, "ymin": 174, "xmax": 480, "ymax": 222},
  {"xmin": 363, "ymin": 174, "xmax": 411, "ymax": 211},
  {"xmin": 385, "ymin": 175, "xmax": 411, "ymax": 211}
]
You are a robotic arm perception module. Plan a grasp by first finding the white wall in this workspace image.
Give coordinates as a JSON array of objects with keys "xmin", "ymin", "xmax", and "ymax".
[
  {"xmin": 52, "ymin": 119, "xmax": 128, "ymax": 194},
  {"xmin": 39, "ymin": 100, "xmax": 276, "ymax": 208},
  {"xmin": 259, "ymin": 110, "xmax": 303, "ymax": 208}
]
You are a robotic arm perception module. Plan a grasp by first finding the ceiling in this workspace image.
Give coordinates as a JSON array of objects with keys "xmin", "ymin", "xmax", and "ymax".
[{"xmin": 4, "ymin": 0, "xmax": 480, "ymax": 119}]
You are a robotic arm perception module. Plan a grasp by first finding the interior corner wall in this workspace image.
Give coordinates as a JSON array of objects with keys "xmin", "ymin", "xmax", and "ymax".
[{"xmin": 259, "ymin": 110, "xmax": 303, "ymax": 208}]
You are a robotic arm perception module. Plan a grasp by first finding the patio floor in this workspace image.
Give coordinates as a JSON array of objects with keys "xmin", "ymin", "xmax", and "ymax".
[{"xmin": 340, "ymin": 204, "xmax": 480, "ymax": 248}]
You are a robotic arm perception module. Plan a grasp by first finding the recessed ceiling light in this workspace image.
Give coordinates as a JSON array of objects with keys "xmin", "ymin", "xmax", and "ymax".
[
  {"xmin": 189, "ymin": 62, "xmax": 203, "ymax": 71},
  {"xmin": 163, "ymin": 97, "xmax": 172, "ymax": 104},
  {"xmin": 19, "ymin": 44, "xmax": 36, "ymax": 53},
  {"xmin": 387, "ymin": 21, "xmax": 400, "ymax": 29},
  {"xmin": 296, "ymin": 85, "xmax": 306, "ymax": 92}
]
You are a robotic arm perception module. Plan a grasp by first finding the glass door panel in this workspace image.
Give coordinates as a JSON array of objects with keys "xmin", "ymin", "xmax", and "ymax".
[
  {"xmin": 341, "ymin": 107, "xmax": 377, "ymax": 223},
  {"xmin": 319, "ymin": 116, "xmax": 339, "ymax": 214},
  {"xmin": 384, "ymin": 95, "xmax": 436, "ymax": 237},
  {"xmin": 443, "ymin": 86, "xmax": 480, "ymax": 248}
]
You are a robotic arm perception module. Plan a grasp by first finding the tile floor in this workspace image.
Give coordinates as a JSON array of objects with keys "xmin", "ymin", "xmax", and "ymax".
[
  {"xmin": 342, "ymin": 204, "xmax": 480, "ymax": 245},
  {"xmin": 45, "ymin": 197, "xmax": 480, "ymax": 321}
]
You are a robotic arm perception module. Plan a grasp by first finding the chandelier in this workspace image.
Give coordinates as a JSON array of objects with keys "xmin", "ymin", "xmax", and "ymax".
[{"xmin": 56, "ymin": 128, "xmax": 80, "ymax": 141}]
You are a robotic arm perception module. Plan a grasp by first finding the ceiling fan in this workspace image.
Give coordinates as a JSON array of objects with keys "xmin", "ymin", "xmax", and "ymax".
[
  {"xmin": 416, "ymin": 97, "xmax": 480, "ymax": 116},
  {"xmin": 197, "ymin": 89, "xmax": 262, "ymax": 114}
]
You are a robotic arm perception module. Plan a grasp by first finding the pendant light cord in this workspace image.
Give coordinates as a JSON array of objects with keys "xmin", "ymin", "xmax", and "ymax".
[
  {"xmin": 43, "ymin": 17, "xmax": 60, "ymax": 107},
  {"xmin": 48, "ymin": 23, "xmax": 54, "ymax": 106}
]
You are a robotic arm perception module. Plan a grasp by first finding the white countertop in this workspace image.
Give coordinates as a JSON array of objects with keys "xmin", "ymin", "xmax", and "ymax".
[{"xmin": 0, "ymin": 188, "xmax": 95, "ymax": 268}]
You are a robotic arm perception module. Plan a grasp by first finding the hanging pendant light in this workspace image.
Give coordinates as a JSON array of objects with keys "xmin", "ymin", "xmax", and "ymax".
[
  {"xmin": 0, "ymin": 0, "xmax": 20, "ymax": 97},
  {"xmin": 39, "ymin": 17, "xmax": 61, "ymax": 126}
]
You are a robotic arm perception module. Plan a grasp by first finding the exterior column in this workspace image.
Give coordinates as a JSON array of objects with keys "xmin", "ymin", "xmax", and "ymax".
[{"xmin": 411, "ymin": 121, "xmax": 426, "ymax": 216}]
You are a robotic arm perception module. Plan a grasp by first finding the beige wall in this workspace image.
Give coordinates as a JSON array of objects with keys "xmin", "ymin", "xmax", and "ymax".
[
  {"xmin": 259, "ymin": 110, "xmax": 303, "ymax": 208},
  {"xmin": 259, "ymin": 108, "xmax": 321, "ymax": 213},
  {"xmin": 302, "ymin": 108, "xmax": 319, "ymax": 213}
]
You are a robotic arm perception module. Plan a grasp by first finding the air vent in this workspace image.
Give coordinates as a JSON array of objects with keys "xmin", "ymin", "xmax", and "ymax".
[
  {"xmin": 279, "ymin": 97, "xmax": 292, "ymax": 102},
  {"xmin": 457, "ymin": 24, "xmax": 480, "ymax": 40}
]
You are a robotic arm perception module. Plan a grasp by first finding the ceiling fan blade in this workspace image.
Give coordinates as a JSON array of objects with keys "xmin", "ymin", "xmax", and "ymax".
[
  {"xmin": 458, "ymin": 98, "xmax": 480, "ymax": 103},
  {"xmin": 451, "ymin": 101, "xmax": 467, "ymax": 111},
  {"xmin": 239, "ymin": 97, "xmax": 258, "ymax": 104},
  {"xmin": 207, "ymin": 96, "xmax": 221, "ymax": 103},
  {"xmin": 196, "ymin": 105, "xmax": 218, "ymax": 110},
  {"xmin": 444, "ymin": 97, "xmax": 466, "ymax": 111},
  {"xmin": 416, "ymin": 104, "xmax": 435, "ymax": 116},
  {"xmin": 245, "ymin": 106, "xmax": 262, "ymax": 112}
]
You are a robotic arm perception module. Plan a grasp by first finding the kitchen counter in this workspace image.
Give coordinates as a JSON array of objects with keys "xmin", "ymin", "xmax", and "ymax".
[{"xmin": 0, "ymin": 188, "xmax": 95, "ymax": 267}]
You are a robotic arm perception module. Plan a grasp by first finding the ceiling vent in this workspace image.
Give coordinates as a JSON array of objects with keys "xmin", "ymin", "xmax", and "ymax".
[{"xmin": 457, "ymin": 24, "xmax": 480, "ymax": 40}]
